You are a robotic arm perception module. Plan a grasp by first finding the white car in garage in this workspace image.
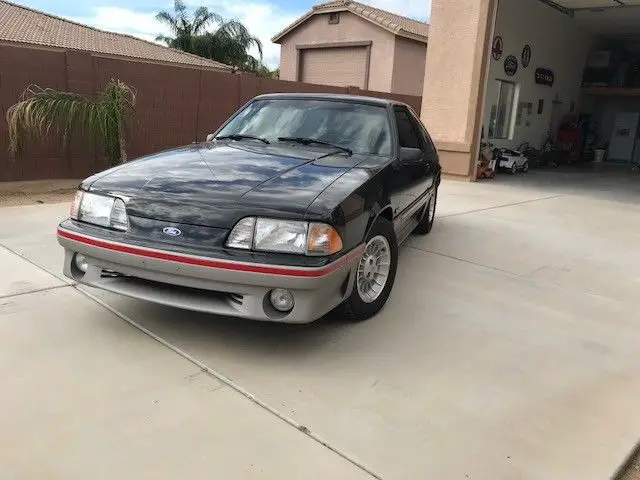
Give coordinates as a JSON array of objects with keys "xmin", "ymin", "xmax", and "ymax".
[{"xmin": 497, "ymin": 148, "xmax": 529, "ymax": 174}]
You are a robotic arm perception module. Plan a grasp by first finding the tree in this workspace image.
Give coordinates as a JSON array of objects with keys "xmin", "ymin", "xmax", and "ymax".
[
  {"xmin": 155, "ymin": 0, "xmax": 263, "ymax": 71},
  {"xmin": 253, "ymin": 65, "xmax": 279, "ymax": 79},
  {"xmin": 155, "ymin": 0, "xmax": 216, "ymax": 53},
  {"xmin": 7, "ymin": 79, "xmax": 136, "ymax": 165}
]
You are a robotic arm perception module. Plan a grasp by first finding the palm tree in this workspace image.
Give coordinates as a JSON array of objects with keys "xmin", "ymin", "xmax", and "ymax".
[
  {"xmin": 155, "ymin": 0, "xmax": 263, "ymax": 71},
  {"xmin": 155, "ymin": 0, "xmax": 215, "ymax": 53},
  {"xmin": 191, "ymin": 21, "xmax": 263, "ymax": 70},
  {"xmin": 7, "ymin": 79, "xmax": 136, "ymax": 165}
]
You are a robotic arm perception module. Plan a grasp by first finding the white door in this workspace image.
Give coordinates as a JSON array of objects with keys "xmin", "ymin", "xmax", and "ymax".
[{"xmin": 608, "ymin": 112, "xmax": 640, "ymax": 162}]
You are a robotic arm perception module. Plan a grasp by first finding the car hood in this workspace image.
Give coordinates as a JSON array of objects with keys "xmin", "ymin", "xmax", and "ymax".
[{"xmin": 84, "ymin": 143, "xmax": 362, "ymax": 228}]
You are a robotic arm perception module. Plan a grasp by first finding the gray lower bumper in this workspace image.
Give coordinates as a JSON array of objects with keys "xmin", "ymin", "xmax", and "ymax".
[{"xmin": 58, "ymin": 229, "xmax": 362, "ymax": 323}]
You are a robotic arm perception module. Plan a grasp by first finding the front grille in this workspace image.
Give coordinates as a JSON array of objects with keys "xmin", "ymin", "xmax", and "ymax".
[
  {"xmin": 91, "ymin": 274, "xmax": 241, "ymax": 316},
  {"xmin": 228, "ymin": 293, "xmax": 244, "ymax": 305},
  {"xmin": 98, "ymin": 271, "xmax": 243, "ymax": 307},
  {"xmin": 101, "ymin": 269, "xmax": 126, "ymax": 278}
]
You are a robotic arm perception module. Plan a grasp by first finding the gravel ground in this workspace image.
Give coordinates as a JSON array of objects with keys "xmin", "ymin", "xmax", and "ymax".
[{"xmin": 0, "ymin": 180, "xmax": 78, "ymax": 207}]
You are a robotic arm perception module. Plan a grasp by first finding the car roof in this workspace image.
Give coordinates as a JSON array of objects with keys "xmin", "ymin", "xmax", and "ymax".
[{"xmin": 252, "ymin": 92, "xmax": 407, "ymax": 108}]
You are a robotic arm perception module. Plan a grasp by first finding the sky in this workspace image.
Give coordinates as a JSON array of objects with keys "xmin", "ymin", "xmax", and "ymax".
[{"xmin": 21, "ymin": 0, "xmax": 431, "ymax": 68}]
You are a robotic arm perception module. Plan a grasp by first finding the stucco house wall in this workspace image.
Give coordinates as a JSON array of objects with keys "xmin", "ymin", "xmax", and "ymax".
[
  {"xmin": 391, "ymin": 36, "xmax": 427, "ymax": 97},
  {"xmin": 279, "ymin": 11, "xmax": 398, "ymax": 93}
]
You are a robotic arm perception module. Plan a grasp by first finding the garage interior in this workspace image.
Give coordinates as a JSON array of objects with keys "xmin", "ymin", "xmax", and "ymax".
[{"xmin": 480, "ymin": 0, "xmax": 640, "ymax": 189}]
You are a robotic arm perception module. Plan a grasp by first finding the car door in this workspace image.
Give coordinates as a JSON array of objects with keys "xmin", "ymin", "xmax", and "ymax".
[
  {"xmin": 388, "ymin": 106, "xmax": 432, "ymax": 227},
  {"xmin": 407, "ymin": 106, "xmax": 438, "ymax": 191}
]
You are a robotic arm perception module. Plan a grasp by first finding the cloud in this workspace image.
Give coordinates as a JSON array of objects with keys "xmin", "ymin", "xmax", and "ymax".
[
  {"xmin": 72, "ymin": 6, "xmax": 169, "ymax": 44},
  {"xmin": 74, "ymin": 1, "xmax": 302, "ymax": 69},
  {"xmin": 197, "ymin": 0, "xmax": 304, "ymax": 68},
  {"xmin": 367, "ymin": 0, "xmax": 432, "ymax": 21}
]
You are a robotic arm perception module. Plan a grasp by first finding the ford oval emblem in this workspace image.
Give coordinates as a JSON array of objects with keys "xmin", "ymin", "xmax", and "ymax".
[{"xmin": 162, "ymin": 227, "xmax": 182, "ymax": 237}]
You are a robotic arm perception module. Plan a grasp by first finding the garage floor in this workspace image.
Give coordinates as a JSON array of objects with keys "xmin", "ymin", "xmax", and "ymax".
[
  {"xmin": 1, "ymin": 174, "xmax": 639, "ymax": 480},
  {"xmin": 494, "ymin": 163, "xmax": 640, "ymax": 204}
]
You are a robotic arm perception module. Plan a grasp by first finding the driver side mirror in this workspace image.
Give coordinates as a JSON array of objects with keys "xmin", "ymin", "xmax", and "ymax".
[{"xmin": 399, "ymin": 147, "xmax": 423, "ymax": 164}]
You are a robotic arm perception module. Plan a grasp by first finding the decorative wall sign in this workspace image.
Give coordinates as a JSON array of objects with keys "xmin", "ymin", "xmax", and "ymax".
[
  {"xmin": 535, "ymin": 68, "xmax": 555, "ymax": 86},
  {"xmin": 492, "ymin": 36, "xmax": 503, "ymax": 61},
  {"xmin": 521, "ymin": 44, "xmax": 531, "ymax": 68},
  {"xmin": 504, "ymin": 55, "xmax": 518, "ymax": 76}
]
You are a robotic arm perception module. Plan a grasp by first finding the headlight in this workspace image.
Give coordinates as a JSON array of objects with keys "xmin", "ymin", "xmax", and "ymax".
[
  {"xmin": 254, "ymin": 218, "xmax": 308, "ymax": 254},
  {"xmin": 226, "ymin": 217, "xmax": 343, "ymax": 256},
  {"xmin": 70, "ymin": 191, "xmax": 129, "ymax": 231},
  {"xmin": 226, "ymin": 217, "xmax": 255, "ymax": 249}
]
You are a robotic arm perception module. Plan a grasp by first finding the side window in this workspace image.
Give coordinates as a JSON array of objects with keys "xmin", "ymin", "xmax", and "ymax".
[
  {"xmin": 407, "ymin": 107, "xmax": 436, "ymax": 155},
  {"xmin": 394, "ymin": 109, "xmax": 422, "ymax": 150}
]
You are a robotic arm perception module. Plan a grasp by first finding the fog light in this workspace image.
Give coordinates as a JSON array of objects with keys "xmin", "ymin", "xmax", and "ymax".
[
  {"xmin": 269, "ymin": 288, "xmax": 294, "ymax": 312},
  {"xmin": 74, "ymin": 253, "xmax": 88, "ymax": 273}
]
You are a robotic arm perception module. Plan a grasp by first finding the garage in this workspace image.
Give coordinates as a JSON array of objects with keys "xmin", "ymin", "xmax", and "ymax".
[
  {"xmin": 478, "ymin": 0, "xmax": 640, "ymax": 188},
  {"xmin": 299, "ymin": 46, "xmax": 369, "ymax": 88}
]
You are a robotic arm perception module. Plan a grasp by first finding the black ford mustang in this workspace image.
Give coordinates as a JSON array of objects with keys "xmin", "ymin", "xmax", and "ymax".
[{"xmin": 57, "ymin": 93, "xmax": 441, "ymax": 323}]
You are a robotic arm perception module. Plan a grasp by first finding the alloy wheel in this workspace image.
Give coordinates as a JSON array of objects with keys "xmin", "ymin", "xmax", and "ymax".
[{"xmin": 356, "ymin": 235, "xmax": 391, "ymax": 303}]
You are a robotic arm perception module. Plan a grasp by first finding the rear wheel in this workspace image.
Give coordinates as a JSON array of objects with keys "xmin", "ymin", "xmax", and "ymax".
[
  {"xmin": 523, "ymin": 161, "xmax": 529, "ymax": 173},
  {"xmin": 339, "ymin": 218, "xmax": 398, "ymax": 322}
]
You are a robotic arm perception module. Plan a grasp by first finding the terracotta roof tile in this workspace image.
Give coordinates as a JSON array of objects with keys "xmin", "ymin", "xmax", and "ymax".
[
  {"xmin": 0, "ymin": 0, "xmax": 232, "ymax": 70},
  {"xmin": 272, "ymin": 0, "xmax": 429, "ymax": 43}
]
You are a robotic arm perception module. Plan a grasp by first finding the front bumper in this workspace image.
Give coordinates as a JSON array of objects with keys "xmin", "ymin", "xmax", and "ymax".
[{"xmin": 57, "ymin": 227, "xmax": 363, "ymax": 323}]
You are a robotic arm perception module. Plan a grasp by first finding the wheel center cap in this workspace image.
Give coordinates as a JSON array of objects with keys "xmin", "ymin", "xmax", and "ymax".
[{"xmin": 363, "ymin": 256, "xmax": 376, "ymax": 277}]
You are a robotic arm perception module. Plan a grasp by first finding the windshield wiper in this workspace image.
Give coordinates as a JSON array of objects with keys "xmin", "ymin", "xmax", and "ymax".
[
  {"xmin": 215, "ymin": 134, "xmax": 270, "ymax": 144},
  {"xmin": 277, "ymin": 137, "xmax": 352, "ymax": 156}
]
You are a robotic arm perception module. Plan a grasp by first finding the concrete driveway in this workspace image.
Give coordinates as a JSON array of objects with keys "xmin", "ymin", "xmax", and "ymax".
[{"xmin": 1, "ymin": 168, "xmax": 639, "ymax": 480}]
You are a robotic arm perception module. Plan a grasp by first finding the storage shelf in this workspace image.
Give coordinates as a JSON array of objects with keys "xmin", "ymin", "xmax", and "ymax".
[{"xmin": 582, "ymin": 86, "xmax": 640, "ymax": 97}]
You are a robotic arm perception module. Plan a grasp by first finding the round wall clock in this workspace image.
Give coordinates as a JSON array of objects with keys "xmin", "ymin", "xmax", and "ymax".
[{"xmin": 504, "ymin": 55, "xmax": 518, "ymax": 76}]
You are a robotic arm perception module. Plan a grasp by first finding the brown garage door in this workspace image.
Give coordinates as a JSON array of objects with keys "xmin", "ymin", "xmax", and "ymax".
[{"xmin": 300, "ymin": 47, "xmax": 368, "ymax": 89}]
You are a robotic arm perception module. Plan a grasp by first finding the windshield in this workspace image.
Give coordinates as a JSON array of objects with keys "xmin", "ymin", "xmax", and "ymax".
[{"xmin": 216, "ymin": 99, "xmax": 392, "ymax": 155}]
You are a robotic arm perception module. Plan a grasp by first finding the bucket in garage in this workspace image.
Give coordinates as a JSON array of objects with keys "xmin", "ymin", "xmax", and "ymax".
[{"xmin": 594, "ymin": 148, "xmax": 606, "ymax": 163}]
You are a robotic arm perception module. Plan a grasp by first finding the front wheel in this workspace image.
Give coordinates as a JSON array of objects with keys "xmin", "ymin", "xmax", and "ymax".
[
  {"xmin": 510, "ymin": 162, "xmax": 518, "ymax": 175},
  {"xmin": 522, "ymin": 161, "xmax": 529, "ymax": 173},
  {"xmin": 338, "ymin": 218, "xmax": 398, "ymax": 322}
]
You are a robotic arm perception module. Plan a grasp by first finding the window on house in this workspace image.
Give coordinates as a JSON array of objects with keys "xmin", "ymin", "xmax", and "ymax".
[
  {"xmin": 328, "ymin": 12, "xmax": 340, "ymax": 24},
  {"xmin": 489, "ymin": 80, "xmax": 517, "ymax": 139}
]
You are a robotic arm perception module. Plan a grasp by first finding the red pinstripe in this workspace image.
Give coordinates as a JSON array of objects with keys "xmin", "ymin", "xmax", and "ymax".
[{"xmin": 57, "ymin": 229, "xmax": 362, "ymax": 278}]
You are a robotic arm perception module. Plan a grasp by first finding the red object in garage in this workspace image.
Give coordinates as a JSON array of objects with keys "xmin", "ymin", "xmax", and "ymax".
[{"xmin": 556, "ymin": 114, "xmax": 584, "ymax": 165}]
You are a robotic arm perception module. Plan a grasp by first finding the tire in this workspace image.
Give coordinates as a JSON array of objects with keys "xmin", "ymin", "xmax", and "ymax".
[
  {"xmin": 523, "ymin": 161, "xmax": 529, "ymax": 173},
  {"xmin": 413, "ymin": 188, "xmax": 437, "ymax": 235},
  {"xmin": 339, "ymin": 218, "xmax": 398, "ymax": 322},
  {"xmin": 510, "ymin": 163, "xmax": 518, "ymax": 175}
]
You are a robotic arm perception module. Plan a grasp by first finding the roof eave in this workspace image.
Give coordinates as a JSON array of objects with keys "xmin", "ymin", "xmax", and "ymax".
[
  {"xmin": 396, "ymin": 30, "xmax": 428, "ymax": 43},
  {"xmin": 272, "ymin": 6, "xmax": 349, "ymax": 43},
  {"xmin": 340, "ymin": 8, "xmax": 428, "ymax": 43},
  {"xmin": 271, "ymin": 6, "xmax": 428, "ymax": 44}
]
